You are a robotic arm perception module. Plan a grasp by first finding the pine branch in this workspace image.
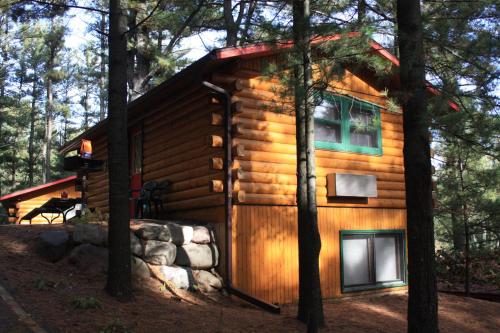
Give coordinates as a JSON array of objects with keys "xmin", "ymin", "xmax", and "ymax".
[
  {"xmin": 18, "ymin": 0, "xmax": 109, "ymax": 14},
  {"xmin": 123, "ymin": 0, "xmax": 163, "ymax": 35}
]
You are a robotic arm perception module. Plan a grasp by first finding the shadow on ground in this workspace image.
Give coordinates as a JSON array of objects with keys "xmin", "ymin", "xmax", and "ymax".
[{"xmin": 0, "ymin": 224, "xmax": 499, "ymax": 333}]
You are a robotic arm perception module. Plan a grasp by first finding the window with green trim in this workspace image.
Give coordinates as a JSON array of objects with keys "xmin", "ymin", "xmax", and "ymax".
[
  {"xmin": 340, "ymin": 230, "xmax": 406, "ymax": 292},
  {"xmin": 314, "ymin": 93, "xmax": 382, "ymax": 155}
]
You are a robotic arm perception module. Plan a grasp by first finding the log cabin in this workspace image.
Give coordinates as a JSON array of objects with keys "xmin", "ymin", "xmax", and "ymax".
[
  {"xmin": 0, "ymin": 176, "xmax": 80, "ymax": 224},
  {"xmin": 59, "ymin": 35, "xmax": 456, "ymax": 305}
]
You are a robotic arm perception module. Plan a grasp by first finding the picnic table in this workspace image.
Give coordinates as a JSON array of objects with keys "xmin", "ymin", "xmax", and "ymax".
[{"xmin": 20, "ymin": 198, "xmax": 81, "ymax": 224}]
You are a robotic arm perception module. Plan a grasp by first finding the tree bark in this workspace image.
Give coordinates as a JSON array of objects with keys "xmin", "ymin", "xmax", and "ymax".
[
  {"xmin": 357, "ymin": 0, "xmax": 366, "ymax": 25},
  {"xmin": 43, "ymin": 73, "xmax": 53, "ymax": 183},
  {"xmin": 28, "ymin": 76, "xmax": 37, "ymax": 187},
  {"xmin": 396, "ymin": 1, "xmax": 439, "ymax": 332},
  {"xmin": 458, "ymin": 154, "xmax": 470, "ymax": 297},
  {"xmin": 106, "ymin": 0, "xmax": 132, "ymax": 301},
  {"xmin": 292, "ymin": 1, "xmax": 324, "ymax": 331},
  {"xmin": 99, "ymin": 10, "xmax": 107, "ymax": 120},
  {"xmin": 451, "ymin": 206, "xmax": 465, "ymax": 251},
  {"xmin": 42, "ymin": 21, "xmax": 58, "ymax": 184}
]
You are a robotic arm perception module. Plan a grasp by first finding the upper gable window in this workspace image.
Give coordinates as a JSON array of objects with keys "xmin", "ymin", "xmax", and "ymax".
[{"xmin": 314, "ymin": 92, "xmax": 382, "ymax": 155}]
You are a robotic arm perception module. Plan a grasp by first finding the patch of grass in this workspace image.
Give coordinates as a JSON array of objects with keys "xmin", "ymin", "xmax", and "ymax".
[
  {"xmin": 99, "ymin": 319, "xmax": 133, "ymax": 333},
  {"xmin": 34, "ymin": 277, "xmax": 49, "ymax": 291},
  {"xmin": 71, "ymin": 296, "xmax": 102, "ymax": 310},
  {"xmin": 34, "ymin": 276, "xmax": 63, "ymax": 291}
]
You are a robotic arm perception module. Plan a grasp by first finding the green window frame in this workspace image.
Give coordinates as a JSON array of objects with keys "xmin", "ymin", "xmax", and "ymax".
[
  {"xmin": 340, "ymin": 230, "xmax": 407, "ymax": 293},
  {"xmin": 314, "ymin": 92, "xmax": 383, "ymax": 155}
]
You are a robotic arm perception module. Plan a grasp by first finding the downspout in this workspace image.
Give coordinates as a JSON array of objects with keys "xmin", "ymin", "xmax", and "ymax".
[{"xmin": 202, "ymin": 81, "xmax": 280, "ymax": 314}]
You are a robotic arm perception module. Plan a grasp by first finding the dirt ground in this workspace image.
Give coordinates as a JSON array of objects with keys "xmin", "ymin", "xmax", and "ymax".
[{"xmin": 0, "ymin": 224, "xmax": 499, "ymax": 333}]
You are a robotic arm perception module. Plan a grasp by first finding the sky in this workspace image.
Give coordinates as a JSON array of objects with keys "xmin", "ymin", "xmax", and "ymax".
[{"xmin": 64, "ymin": 7, "xmax": 224, "ymax": 62}]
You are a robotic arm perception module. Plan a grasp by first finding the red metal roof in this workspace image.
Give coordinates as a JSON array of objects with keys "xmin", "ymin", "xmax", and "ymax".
[{"xmin": 0, "ymin": 175, "xmax": 77, "ymax": 202}]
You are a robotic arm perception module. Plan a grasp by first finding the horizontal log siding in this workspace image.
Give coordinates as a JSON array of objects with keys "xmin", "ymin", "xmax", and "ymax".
[
  {"xmin": 15, "ymin": 182, "xmax": 80, "ymax": 224},
  {"xmin": 142, "ymin": 88, "xmax": 225, "ymax": 211},
  {"xmin": 214, "ymin": 64, "xmax": 405, "ymax": 209},
  {"xmin": 87, "ymin": 137, "xmax": 109, "ymax": 214},
  {"xmin": 232, "ymin": 205, "xmax": 407, "ymax": 304}
]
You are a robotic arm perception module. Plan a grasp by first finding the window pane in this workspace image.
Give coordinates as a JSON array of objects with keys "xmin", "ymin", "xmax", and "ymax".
[
  {"xmin": 349, "ymin": 127, "xmax": 378, "ymax": 147},
  {"xmin": 342, "ymin": 236, "xmax": 370, "ymax": 286},
  {"xmin": 314, "ymin": 99, "xmax": 341, "ymax": 120},
  {"xmin": 374, "ymin": 235, "xmax": 400, "ymax": 282},
  {"xmin": 315, "ymin": 121, "xmax": 341, "ymax": 143},
  {"xmin": 349, "ymin": 104, "xmax": 378, "ymax": 148}
]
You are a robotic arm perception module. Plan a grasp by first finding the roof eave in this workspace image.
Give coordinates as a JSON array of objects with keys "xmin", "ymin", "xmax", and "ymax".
[{"xmin": 0, "ymin": 175, "xmax": 77, "ymax": 202}]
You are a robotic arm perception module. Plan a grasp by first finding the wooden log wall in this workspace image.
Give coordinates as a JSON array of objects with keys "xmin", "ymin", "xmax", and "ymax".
[
  {"xmin": 141, "ymin": 85, "xmax": 226, "ymax": 211},
  {"xmin": 86, "ymin": 136, "xmax": 109, "ymax": 214},
  {"xmin": 87, "ymin": 85, "xmax": 227, "ymax": 215},
  {"xmin": 232, "ymin": 205, "xmax": 407, "ymax": 304},
  {"xmin": 12, "ymin": 182, "xmax": 79, "ymax": 224},
  {"xmin": 213, "ymin": 57, "xmax": 406, "ymax": 209}
]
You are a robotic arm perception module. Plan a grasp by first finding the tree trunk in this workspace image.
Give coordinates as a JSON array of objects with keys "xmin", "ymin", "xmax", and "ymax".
[
  {"xmin": 99, "ymin": 11, "xmax": 107, "ymax": 120},
  {"xmin": 451, "ymin": 206, "xmax": 465, "ymax": 252},
  {"xmin": 28, "ymin": 76, "xmax": 37, "ymax": 187},
  {"xmin": 83, "ymin": 78, "xmax": 90, "ymax": 130},
  {"xmin": 396, "ymin": 1, "xmax": 439, "ymax": 332},
  {"xmin": 464, "ymin": 202, "xmax": 470, "ymax": 297},
  {"xmin": 293, "ymin": 1, "xmax": 324, "ymax": 331},
  {"xmin": 43, "ymin": 77, "xmax": 53, "ymax": 183},
  {"xmin": 223, "ymin": 0, "xmax": 238, "ymax": 46},
  {"xmin": 458, "ymin": 155, "xmax": 470, "ymax": 297},
  {"xmin": 357, "ymin": 0, "xmax": 366, "ymax": 25},
  {"xmin": 106, "ymin": 0, "xmax": 132, "ymax": 301}
]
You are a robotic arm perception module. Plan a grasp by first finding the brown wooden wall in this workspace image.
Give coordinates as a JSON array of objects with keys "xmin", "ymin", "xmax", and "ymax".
[
  {"xmin": 232, "ymin": 205, "xmax": 407, "ymax": 304},
  {"xmin": 213, "ymin": 58, "xmax": 405, "ymax": 209},
  {"xmin": 141, "ymin": 86, "xmax": 225, "ymax": 211},
  {"xmin": 12, "ymin": 182, "xmax": 79, "ymax": 224},
  {"xmin": 87, "ymin": 136, "xmax": 109, "ymax": 214},
  {"xmin": 86, "ymin": 84, "xmax": 227, "ymax": 215}
]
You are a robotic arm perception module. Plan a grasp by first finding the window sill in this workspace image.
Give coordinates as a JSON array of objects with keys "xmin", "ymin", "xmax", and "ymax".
[
  {"xmin": 315, "ymin": 141, "xmax": 383, "ymax": 156},
  {"xmin": 342, "ymin": 281, "xmax": 407, "ymax": 293}
]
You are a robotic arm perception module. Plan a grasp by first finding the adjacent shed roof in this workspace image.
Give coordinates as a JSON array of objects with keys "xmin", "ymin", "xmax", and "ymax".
[{"xmin": 0, "ymin": 176, "xmax": 77, "ymax": 202}]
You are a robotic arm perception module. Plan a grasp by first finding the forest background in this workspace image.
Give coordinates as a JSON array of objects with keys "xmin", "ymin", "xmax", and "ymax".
[{"xmin": 0, "ymin": 0, "xmax": 498, "ymax": 293}]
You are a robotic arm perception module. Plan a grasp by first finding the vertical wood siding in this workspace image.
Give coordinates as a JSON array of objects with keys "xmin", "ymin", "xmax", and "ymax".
[{"xmin": 232, "ymin": 205, "xmax": 407, "ymax": 304}]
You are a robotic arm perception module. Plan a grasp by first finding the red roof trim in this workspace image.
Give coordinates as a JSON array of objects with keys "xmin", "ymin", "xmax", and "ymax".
[
  {"xmin": 426, "ymin": 85, "xmax": 459, "ymax": 111},
  {"xmin": 215, "ymin": 32, "xmax": 359, "ymax": 60},
  {"xmin": 0, "ymin": 175, "xmax": 77, "ymax": 202}
]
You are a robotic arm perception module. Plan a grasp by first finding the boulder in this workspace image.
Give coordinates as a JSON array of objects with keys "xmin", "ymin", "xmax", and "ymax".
[
  {"xmin": 159, "ymin": 265, "xmax": 194, "ymax": 290},
  {"xmin": 192, "ymin": 226, "xmax": 212, "ymax": 244},
  {"xmin": 130, "ymin": 232, "xmax": 143, "ymax": 257},
  {"xmin": 68, "ymin": 243, "xmax": 108, "ymax": 274},
  {"xmin": 72, "ymin": 224, "xmax": 107, "ymax": 246},
  {"xmin": 193, "ymin": 270, "xmax": 223, "ymax": 292},
  {"xmin": 135, "ymin": 223, "xmax": 171, "ymax": 242},
  {"xmin": 36, "ymin": 231, "xmax": 70, "ymax": 262},
  {"xmin": 175, "ymin": 243, "xmax": 219, "ymax": 269},
  {"xmin": 167, "ymin": 223, "xmax": 193, "ymax": 245},
  {"xmin": 131, "ymin": 256, "xmax": 150, "ymax": 279},
  {"xmin": 143, "ymin": 240, "xmax": 176, "ymax": 266}
]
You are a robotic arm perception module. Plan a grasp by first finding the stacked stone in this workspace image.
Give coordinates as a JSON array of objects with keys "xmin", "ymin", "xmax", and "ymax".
[{"xmin": 130, "ymin": 220, "xmax": 223, "ymax": 292}]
